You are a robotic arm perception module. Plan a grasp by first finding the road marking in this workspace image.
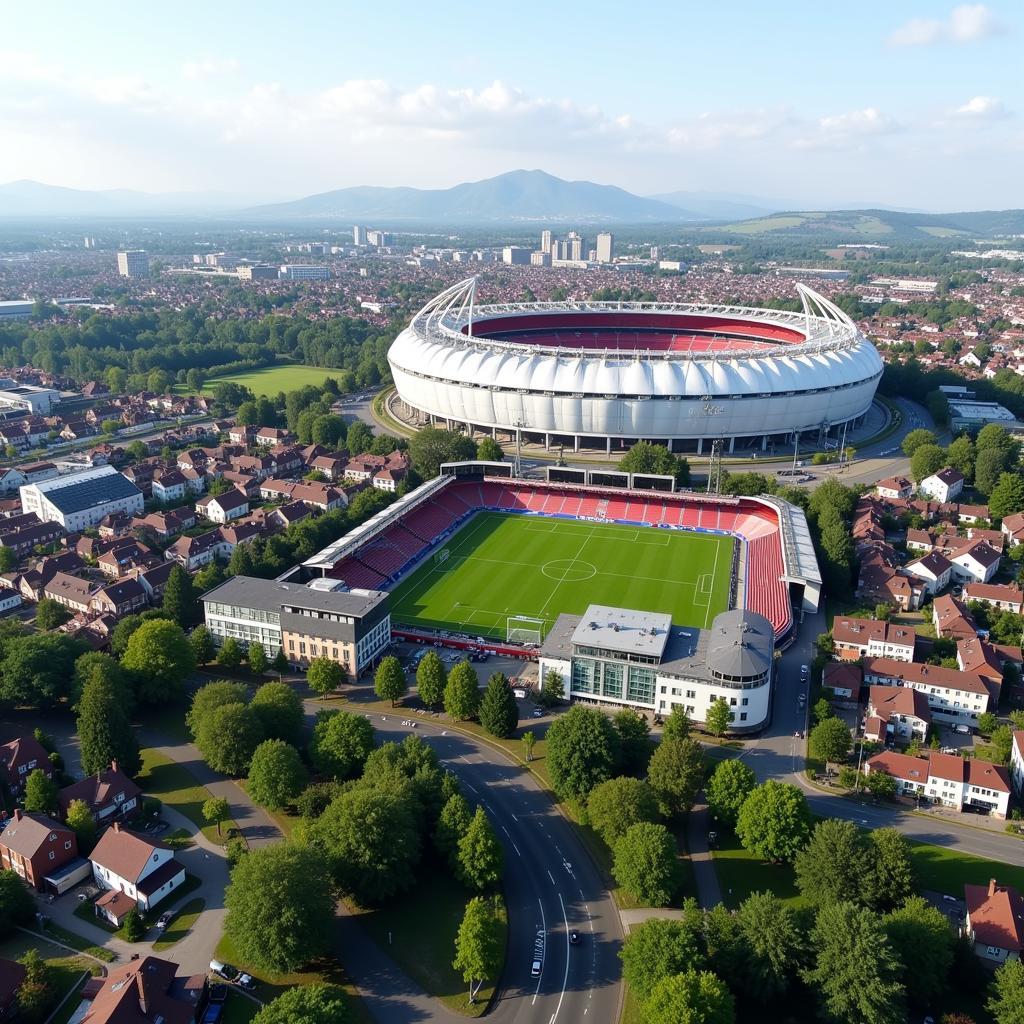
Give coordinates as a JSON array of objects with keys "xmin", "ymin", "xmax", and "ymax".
[
  {"xmin": 547, "ymin": 869, "xmax": 555, "ymax": 884},
  {"xmin": 511, "ymin": 812, "xmax": 519, "ymax": 822},
  {"xmin": 532, "ymin": 899, "xmax": 546, "ymax": 1004},
  {"xmin": 464, "ymin": 782, "xmax": 478, "ymax": 794},
  {"xmin": 553, "ymin": 892, "xmax": 570, "ymax": 1024},
  {"xmin": 512, "ymin": 841, "xmax": 521, "ymax": 856}
]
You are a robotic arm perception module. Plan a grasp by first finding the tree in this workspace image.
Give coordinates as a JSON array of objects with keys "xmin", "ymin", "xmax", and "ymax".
[
  {"xmin": 188, "ymin": 625, "xmax": 215, "ymax": 665},
  {"xmin": 122, "ymin": 907, "xmax": 145, "ymax": 942},
  {"xmin": 991, "ymin": 724, "xmax": 1014, "ymax": 765},
  {"xmin": 977, "ymin": 711, "xmax": 998, "ymax": 737},
  {"xmin": 989, "ymin": 472, "xmax": 1024, "ymax": 521},
  {"xmin": 273, "ymin": 648, "xmax": 290, "ymax": 676},
  {"xmin": 35, "ymin": 598, "xmax": 71, "ymax": 630},
  {"xmin": 360, "ymin": 735, "xmax": 445, "ymax": 829},
  {"xmin": 77, "ymin": 671, "xmax": 141, "ymax": 777},
  {"xmin": 810, "ymin": 717, "xmax": 852, "ymax": 764},
  {"xmin": 539, "ymin": 667, "xmax": 565, "ymax": 706},
  {"xmin": 65, "ymin": 798, "xmax": 98, "ymax": 854},
  {"xmin": 295, "ymin": 781, "xmax": 343, "ymax": 820},
  {"xmin": 975, "ymin": 446, "xmax": 1009, "ymax": 496},
  {"xmin": 203, "ymin": 796, "xmax": 230, "ymax": 837},
  {"xmin": 619, "ymin": 917, "xmax": 705, "ymax": 1001},
  {"xmin": 910, "ymin": 444, "xmax": 948, "ymax": 483},
  {"xmin": 646, "ymin": 737, "xmax": 703, "ymax": 817},
  {"xmin": 248, "ymin": 642, "xmax": 267, "ymax": 676},
  {"xmin": 735, "ymin": 781, "xmax": 811, "ymax": 863},
  {"xmin": 865, "ymin": 827, "xmax": 916, "ymax": 911},
  {"xmin": 805, "ymin": 902, "xmax": 906, "ymax": 1024},
  {"xmin": 416, "ymin": 651, "xmax": 446, "ymax": 709},
  {"xmin": 309, "ymin": 784, "xmax": 421, "ymax": 906},
  {"xmin": 0, "ymin": 869, "xmax": 34, "ymax": 938},
  {"xmin": 522, "ymin": 731, "xmax": 536, "ymax": 762},
  {"xmin": 476, "ymin": 437, "xmax": 504, "ymax": 462},
  {"xmin": 311, "ymin": 414, "xmax": 346, "ymax": 448},
  {"xmin": 705, "ymin": 698, "xmax": 732, "ymax": 737},
  {"xmin": 225, "ymin": 843, "xmax": 335, "ymax": 972},
  {"xmin": 217, "ymin": 636, "xmax": 243, "ymax": 669},
  {"xmin": 479, "ymin": 673, "xmax": 518, "ymax": 738},
  {"xmin": 187, "ymin": 680, "xmax": 248, "ymax": 738},
  {"xmin": 884, "ymin": 895, "xmax": 955, "ymax": 1006},
  {"xmin": 705, "ymin": 759, "xmax": 756, "ymax": 827},
  {"xmin": 444, "ymin": 660, "xmax": 481, "ymax": 721},
  {"xmin": 23, "ymin": 769, "xmax": 57, "ymax": 814},
  {"xmin": 251, "ymin": 681, "xmax": 304, "ymax": 746},
  {"xmin": 0, "ymin": 633, "xmax": 86, "ymax": 711},
  {"xmin": 618, "ymin": 441, "xmax": 690, "ymax": 487},
  {"xmin": 901, "ymin": 428, "xmax": 938, "ymax": 457},
  {"xmin": 247, "ymin": 740, "xmax": 307, "ymax": 810},
  {"xmin": 458, "ymin": 807, "xmax": 503, "ymax": 890},
  {"xmin": 374, "ymin": 655, "xmax": 406, "ymax": 706},
  {"xmin": 453, "ymin": 896, "xmax": 504, "ymax": 1002},
  {"xmin": 812, "ymin": 697, "xmax": 833, "ymax": 725},
  {"xmin": 735, "ymin": 891, "xmax": 804, "ymax": 1002},
  {"xmin": 546, "ymin": 705, "xmax": 620, "ymax": 801},
  {"xmin": 195, "ymin": 703, "xmax": 264, "ymax": 776},
  {"xmin": 795, "ymin": 819, "xmax": 870, "ymax": 908},
  {"xmin": 642, "ymin": 969, "xmax": 735, "ymax": 1024},
  {"xmin": 161, "ymin": 565, "xmax": 196, "ymax": 627},
  {"xmin": 308, "ymin": 657, "xmax": 345, "ymax": 698},
  {"xmin": 345, "ymin": 421, "xmax": 374, "ymax": 456},
  {"xmin": 614, "ymin": 708, "xmax": 652, "ymax": 775},
  {"xmin": 408, "ymin": 427, "xmax": 478, "ymax": 479},
  {"xmin": 613, "ymin": 823, "xmax": 680, "ymax": 907},
  {"xmin": 16, "ymin": 948, "xmax": 53, "ymax": 1020},
  {"xmin": 947, "ymin": 434, "xmax": 976, "ymax": 481},
  {"xmin": 252, "ymin": 985, "xmax": 351, "ymax": 1024},
  {"xmin": 309, "ymin": 710, "xmax": 375, "ymax": 780},
  {"xmin": 989, "ymin": 958, "xmax": 1024, "ymax": 1024},
  {"xmin": 0, "ymin": 547, "xmax": 14, "ymax": 573},
  {"xmin": 121, "ymin": 620, "xmax": 194, "ymax": 703},
  {"xmin": 866, "ymin": 770, "xmax": 898, "ymax": 799},
  {"xmin": 662, "ymin": 706, "xmax": 691, "ymax": 742},
  {"xmin": 435, "ymin": 792, "xmax": 473, "ymax": 867},
  {"xmin": 587, "ymin": 777, "xmax": 660, "ymax": 846}
]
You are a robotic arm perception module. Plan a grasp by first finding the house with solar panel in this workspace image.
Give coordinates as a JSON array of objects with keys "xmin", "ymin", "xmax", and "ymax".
[{"xmin": 19, "ymin": 465, "xmax": 144, "ymax": 532}]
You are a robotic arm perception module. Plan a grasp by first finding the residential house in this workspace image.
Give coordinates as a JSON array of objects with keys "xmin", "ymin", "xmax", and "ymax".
[
  {"xmin": 97, "ymin": 512, "xmax": 132, "ymax": 538},
  {"xmin": 932, "ymin": 594, "xmax": 978, "ymax": 639},
  {"xmin": 269, "ymin": 446, "xmax": 304, "ymax": 476},
  {"xmin": 965, "ymin": 879, "xmax": 1024, "ymax": 963},
  {"xmin": 962, "ymin": 582, "xmax": 1024, "ymax": 614},
  {"xmin": 195, "ymin": 488, "xmax": 249, "ymax": 524},
  {"xmin": 0, "ymin": 468, "xmax": 26, "ymax": 496},
  {"xmin": 18, "ymin": 462, "xmax": 58, "ymax": 484},
  {"xmin": 230, "ymin": 455, "xmax": 275, "ymax": 482},
  {"xmin": 864, "ymin": 685, "xmax": 931, "ymax": 743},
  {"xmin": 903, "ymin": 550, "xmax": 953, "ymax": 596},
  {"xmin": 1001, "ymin": 511, "xmax": 1024, "ymax": 546},
  {"xmin": 956, "ymin": 503, "xmax": 991, "ymax": 525},
  {"xmin": 832, "ymin": 617, "xmax": 916, "ymax": 662},
  {"xmin": 267, "ymin": 500, "xmax": 311, "ymax": 531},
  {"xmin": 875, "ymin": 476, "xmax": 913, "ymax": 500},
  {"xmin": 861, "ymin": 656, "xmax": 993, "ymax": 728},
  {"xmin": 288, "ymin": 481, "xmax": 346, "ymax": 511},
  {"xmin": 151, "ymin": 469, "xmax": 188, "ymax": 503},
  {"xmin": 957, "ymin": 637, "xmax": 1005, "ymax": 689},
  {"xmin": 43, "ymin": 571, "xmax": 94, "ymax": 613},
  {"xmin": 132, "ymin": 561, "xmax": 176, "ymax": 603},
  {"xmin": 89, "ymin": 822, "xmax": 185, "ymax": 914},
  {"xmin": 949, "ymin": 540, "xmax": 1001, "ymax": 584},
  {"xmin": 0, "ymin": 809, "xmax": 78, "ymax": 889},
  {"xmin": 372, "ymin": 467, "xmax": 405, "ymax": 491},
  {"xmin": 920, "ymin": 468, "xmax": 965, "ymax": 503},
  {"xmin": 227, "ymin": 425, "xmax": 254, "ymax": 446},
  {"xmin": 0, "ymin": 588, "xmax": 21, "ymax": 616},
  {"xmin": 823, "ymin": 662, "xmax": 862, "ymax": 707},
  {"xmin": 0, "ymin": 736, "xmax": 52, "ymax": 793},
  {"xmin": 91, "ymin": 577, "xmax": 148, "ymax": 617},
  {"xmin": 96, "ymin": 540, "xmax": 153, "ymax": 578},
  {"xmin": 81, "ymin": 955, "xmax": 207, "ymax": 1024},
  {"xmin": 58, "ymin": 762, "xmax": 141, "ymax": 823},
  {"xmin": 255, "ymin": 427, "xmax": 290, "ymax": 447},
  {"xmin": 164, "ymin": 531, "xmax": 218, "ymax": 571},
  {"xmin": 1011, "ymin": 731, "xmax": 1024, "ymax": 795}
]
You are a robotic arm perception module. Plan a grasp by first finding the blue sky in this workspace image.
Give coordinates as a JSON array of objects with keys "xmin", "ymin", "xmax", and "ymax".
[{"xmin": 1, "ymin": 1, "xmax": 1020, "ymax": 209}]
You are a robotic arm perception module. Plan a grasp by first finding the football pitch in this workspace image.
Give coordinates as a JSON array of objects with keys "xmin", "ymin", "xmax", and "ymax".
[{"xmin": 389, "ymin": 512, "xmax": 734, "ymax": 641}]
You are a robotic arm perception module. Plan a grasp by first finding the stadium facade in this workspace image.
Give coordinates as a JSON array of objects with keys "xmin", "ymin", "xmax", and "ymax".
[{"xmin": 387, "ymin": 278, "xmax": 883, "ymax": 453}]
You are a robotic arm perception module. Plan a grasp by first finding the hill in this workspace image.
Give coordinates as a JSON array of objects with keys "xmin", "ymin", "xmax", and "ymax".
[{"xmin": 246, "ymin": 169, "xmax": 696, "ymax": 222}]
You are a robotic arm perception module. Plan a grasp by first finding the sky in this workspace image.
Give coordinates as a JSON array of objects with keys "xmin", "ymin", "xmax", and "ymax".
[{"xmin": 1, "ymin": 1, "xmax": 1021, "ymax": 210}]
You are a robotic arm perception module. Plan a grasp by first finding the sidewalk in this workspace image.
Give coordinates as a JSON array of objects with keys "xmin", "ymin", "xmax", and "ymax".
[{"xmin": 686, "ymin": 799, "xmax": 722, "ymax": 910}]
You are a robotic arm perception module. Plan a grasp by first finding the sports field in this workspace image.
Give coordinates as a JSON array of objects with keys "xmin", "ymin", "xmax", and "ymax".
[
  {"xmin": 185, "ymin": 363, "xmax": 340, "ymax": 397},
  {"xmin": 389, "ymin": 512, "xmax": 734, "ymax": 641}
]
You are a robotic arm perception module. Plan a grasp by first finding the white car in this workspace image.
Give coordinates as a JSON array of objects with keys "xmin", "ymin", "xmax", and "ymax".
[{"xmin": 531, "ymin": 959, "xmax": 542, "ymax": 978}]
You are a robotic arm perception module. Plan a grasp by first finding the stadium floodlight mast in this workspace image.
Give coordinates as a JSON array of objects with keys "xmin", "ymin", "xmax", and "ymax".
[{"xmin": 512, "ymin": 418, "xmax": 527, "ymax": 479}]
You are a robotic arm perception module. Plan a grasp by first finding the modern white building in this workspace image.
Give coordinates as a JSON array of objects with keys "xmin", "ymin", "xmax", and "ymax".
[
  {"xmin": 596, "ymin": 232, "xmax": 614, "ymax": 264},
  {"xmin": 0, "ymin": 384, "xmax": 61, "ymax": 415},
  {"xmin": 19, "ymin": 465, "xmax": 143, "ymax": 532},
  {"xmin": 920, "ymin": 467, "xmax": 965, "ymax": 503},
  {"xmin": 0, "ymin": 300, "xmax": 33, "ymax": 320},
  {"xmin": 279, "ymin": 265, "xmax": 331, "ymax": 281},
  {"xmin": 89, "ymin": 823, "xmax": 185, "ymax": 915},
  {"xmin": 116, "ymin": 250, "xmax": 149, "ymax": 278},
  {"xmin": 502, "ymin": 247, "xmax": 531, "ymax": 265},
  {"xmin": 539, "ymin": 606, "xmax": 775, "ymax": 733}
]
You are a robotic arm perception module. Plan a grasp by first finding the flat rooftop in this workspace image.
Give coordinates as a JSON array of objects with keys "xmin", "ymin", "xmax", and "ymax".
[{"xmin": 570, "ymin": 605, "xmax": 672, "ymax": 658}]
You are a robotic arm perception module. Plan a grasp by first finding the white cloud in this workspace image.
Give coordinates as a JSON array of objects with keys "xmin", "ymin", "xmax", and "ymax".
[
  {"xmin": 887, "ymin": 4, "xmax": 1003, "ymax": 46},
  {"xmin": 181, "ymin": 57, "xmax": 239, "ymax": 81},
  {"xmin": 953, "ymin": 95, "xmax": 1009, "ymax": 118},
  {"xmin": 793, "ymin": 107, "xmax": 901, "ymax": 150}
]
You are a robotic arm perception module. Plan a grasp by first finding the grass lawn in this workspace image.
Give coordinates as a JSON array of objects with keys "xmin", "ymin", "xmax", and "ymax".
[
  {"xmin": 0, "ymin": 934, "xmax": 100, "ymax": 1024},
  {"xmin": 188, "ymin": 363, "xmax": 342, "ymax": 397},
  {"xmin": 358, "ymin": 884, "xmax": 507, "ymax": 1018},
  {"xmin": 162, "ymin": 827, "xmax": 194, "ymax": 850},
  {"xmin": 222, "ymin": 991, "xmax": 261, "ymax": 1024},
  {"xmin": 215, "ymin": 932, "xmax": 373, "ymax": 1024},
  {"xmin": 138, "ymin": 747, "xmax": 239, "ymax": 845},
  {"xmin": 389, "ymin": 511, "xmax": 733, "ymax": 639},
  {"xmin": 137, "ymin": 701, "xmax": 192, "ymax": 744},
  {"xmin": 711, "ymin": 829, "xmax": 804, "ymax": 910},
  {"xmin": 39, "ymin": 921, "xmax": 116, "ymax": 962},
  {"xmin": 909, "ymin": 840, "xmax": 1024, "ymax": 895},
  {"xmin": 153, "ymin": 898, "xmax": 205, "ymax": 951}
]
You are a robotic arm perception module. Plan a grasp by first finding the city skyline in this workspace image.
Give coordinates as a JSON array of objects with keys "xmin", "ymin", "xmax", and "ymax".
[{"xmin": 1, "ymin": 1, "xmax": 1021, "ymax": 211}]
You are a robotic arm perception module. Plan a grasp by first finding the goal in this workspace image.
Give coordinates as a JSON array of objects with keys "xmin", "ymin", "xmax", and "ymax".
[
  {"xmin": 507, "ymin": 615, "xmax": 545, "ymax": 645},
  {"xmin": 434, "ymin": 548, "xmax": 451, "ymax": 566}
]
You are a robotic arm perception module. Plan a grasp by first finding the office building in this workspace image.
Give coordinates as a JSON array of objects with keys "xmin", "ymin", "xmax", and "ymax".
[
  {"xmin": 279, "ymin": 265, "xmax": 331, "ymax": 281},
  {"xmin": 0, "ymin": 301, "xmax": 33, "ymax": 321},
  {"xmin": 20, "ymin": 465, "xmax": 143, "ymax": 532},
  {"xmin": 531, "ymin": 252, "xmax": 552, "ymax": 267},
  {"xmin": 502, "ymin": 246, "xmax": 532, "ymax": 265},
  {"xmin": 567, "ymin": 231, "xmax": 584, "ymax": 262},
  {"xmin": 596, "ymin": 232, "xmax": 614, "ymax": 264},
  {"xmin": 116, "ymin": 250, "xmax": 149, "ymax": 279},
  {"xmin": 540, "ymin": 230, "xmax": 552, "ymax": 254},
  {"xmin": 202, "ymin": 575, "xmax": 392, "ymax": 674},
  {"xmin": 354, "ymin": 225, "xmax": 368, "ymax": 245},
  {"xmin": 236, "ymin": 264, "xmax": 279, "ymax": 281},
  {"xmin": 367, "ymin": 230, "xmax": 393, "ymax": 247}
]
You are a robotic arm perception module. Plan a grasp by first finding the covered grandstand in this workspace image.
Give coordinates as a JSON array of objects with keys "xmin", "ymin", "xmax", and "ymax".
[{"xmin": 298, "ymin": 468, "xmax": 821, "ymax": 646}]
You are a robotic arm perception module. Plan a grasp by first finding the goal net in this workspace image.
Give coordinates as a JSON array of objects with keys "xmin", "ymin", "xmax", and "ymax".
[
  {"xmin": 434, "ymin": 548, "xmax": 451, "ymax": 566},
  {"xmin": 507, "ymin": 615, "xmax": 545, "ymax": 645}
]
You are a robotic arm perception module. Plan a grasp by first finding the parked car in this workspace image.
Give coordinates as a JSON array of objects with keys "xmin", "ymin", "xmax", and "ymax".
[
  {"xmin": 236, "ymin": 973, "xmax": 256, "ymax": 991},
  {"xmin": 156, "ymin": 911, "xmax": 173, "ymax": 930},
  {"xmin": 209, "ymin": 960, "xmax": 239, "ymax": 983}
]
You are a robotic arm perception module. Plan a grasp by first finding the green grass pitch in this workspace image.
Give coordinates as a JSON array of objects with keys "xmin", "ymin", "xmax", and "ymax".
[{"xmin": 388, "ymin": 511, "xmax": 734, "ymax": 640}]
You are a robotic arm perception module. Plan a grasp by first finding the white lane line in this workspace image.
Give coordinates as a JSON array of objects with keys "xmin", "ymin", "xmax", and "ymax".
[
  {"xmin": 464, "ymin": 782, "xmax": 478, "ymax": 794},
  {"xmin": 532, "ymin": 898, "xmax": 546, "ymax": 1005},
  {"xmin": 511, "ymin": 813, "xmax": 519, "ymax": 822},
  {"xmin": 547, "ymin": 869, "xmax": 555, "ymax": 884},
  {"xmin": 553, "ymin": 892, "xmax": 570, "ymax": 1024},
  {"xmin": 512, "ymin": 841, "xmax": 522, "ymax": 856}
]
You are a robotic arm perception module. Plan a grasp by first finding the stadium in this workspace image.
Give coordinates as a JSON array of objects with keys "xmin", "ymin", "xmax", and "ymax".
[
  {"xmin": 387, "ymin": 278, "xmax": 884, "ymax": 453},
  {"xmin": 291, "ymin": 464, "xmax": 822, "ymax": 731}
]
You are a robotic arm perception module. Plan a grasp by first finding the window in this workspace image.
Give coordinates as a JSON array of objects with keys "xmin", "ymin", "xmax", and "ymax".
[
  {"xmin": 740, "ymin": 713, "xmax": 748, "ymax": 722},
  {"xmin": 64, "ymin": 840, "xmax": 72, "ymax": 850},
  {"xmin": 48, "ymin": 851, "xmax": 54, "ymax": 860}
]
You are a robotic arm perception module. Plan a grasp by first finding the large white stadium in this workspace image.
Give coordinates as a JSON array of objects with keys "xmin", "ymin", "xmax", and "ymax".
[{"xmin": 387, "ymin": 278, "xmax": 884, "ymax": 454}]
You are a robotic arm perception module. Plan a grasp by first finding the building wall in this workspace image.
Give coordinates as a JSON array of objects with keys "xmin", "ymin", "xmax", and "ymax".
[{"xmin": 282, "ymin": 628, "xmax": 355, "ymax": 670}]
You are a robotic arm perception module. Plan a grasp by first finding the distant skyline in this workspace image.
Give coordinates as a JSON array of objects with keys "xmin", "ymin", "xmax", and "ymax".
[{"xmin": 1, "ymin": 1, "xmax": 1021, "ymax": 210}]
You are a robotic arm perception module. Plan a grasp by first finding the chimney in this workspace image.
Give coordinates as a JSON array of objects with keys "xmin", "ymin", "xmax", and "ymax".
[
  {"xmin": 990, "ymin": 878, "xmax": 998, "ymax": 897},
  {"xmin": 110, "ymin": 760, "xmax": 118, "ymax": 774},
  {"xmin": 112, "ymin": 821, "xmax": 121, "ymax": 833},
  {"xmin": 136, "ymin": 972, "xmax": 147, "ymax": 1013},
  {"xmin": 12, "ymin": 808, "xmax": 21, "ymax": 822}
]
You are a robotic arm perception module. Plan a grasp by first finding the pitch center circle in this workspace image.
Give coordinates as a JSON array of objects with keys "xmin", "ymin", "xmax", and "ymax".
[{"xmin": 541, "ymin": 559, "xmax": 598, "ymax": 582}]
